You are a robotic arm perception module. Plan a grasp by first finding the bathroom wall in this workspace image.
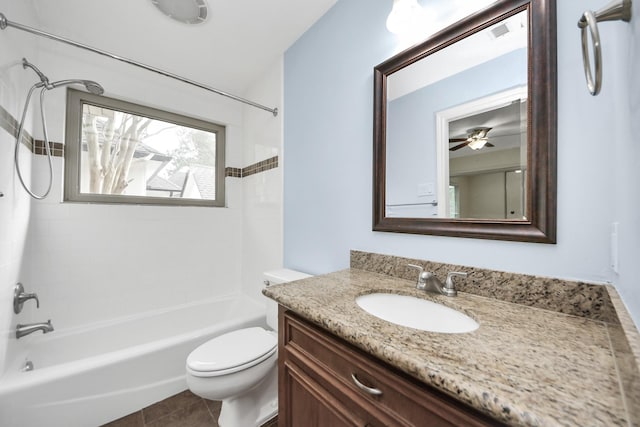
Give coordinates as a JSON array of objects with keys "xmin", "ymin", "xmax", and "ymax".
[
  {"xmin": 0, "ymin": 1, "xmax": 38, "ymax": 372},
  {"xmin": 0, "ymin": 1, "xmax": 288, "ymax": 377},
  {"xmin": 241, "ymin": 58, "xmax": 285, "ymax": 302},
  {"xmin": 612, "ymin": 0, "xmax": 640, "ymax": 328},
  {"xmin": 283, "ymin": 0, "xmax": 640, "ymax": 326},
  {"xmin": 13, "ymin": 30, "xmax": 247, "ymax": 331}
]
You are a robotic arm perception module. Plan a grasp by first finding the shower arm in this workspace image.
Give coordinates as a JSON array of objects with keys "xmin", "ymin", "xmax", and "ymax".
[{"xmin": 0, "ymin": 12, "xmax": 278, "ymax": 117}]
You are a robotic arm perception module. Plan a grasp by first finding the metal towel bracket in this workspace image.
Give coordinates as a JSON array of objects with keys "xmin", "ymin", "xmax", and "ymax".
[{"xmin": 578, "ymin": 0, "xmax": 633, "ymax": 95}]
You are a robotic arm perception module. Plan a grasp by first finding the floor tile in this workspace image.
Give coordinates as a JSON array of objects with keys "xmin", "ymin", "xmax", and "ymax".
[
  {"xmin": 146, "ymin": 400, "xmax": 216, "ymax": 427},
  {"xmin": 204, "ymin": 399, "xmax": 222, "ymax": 421},
  {"xmin": 101, "ymin": 411, "xmax": 144, "ymax": 427},
  {"xmin": 143, "ymin": 390, "xmax": 202, "ymax": 424}
]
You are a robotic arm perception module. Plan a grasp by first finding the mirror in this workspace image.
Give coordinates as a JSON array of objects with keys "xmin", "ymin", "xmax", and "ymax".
[{"xmin": 373, "ymin": 0, "xmax": 556, "ymax": 243}]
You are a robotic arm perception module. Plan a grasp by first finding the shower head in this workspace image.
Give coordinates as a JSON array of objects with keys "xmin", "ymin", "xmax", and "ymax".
[
  {"xmin": 48, "ymin": 79, "xmax": 104, "ymax": 95},
  {"xmin": 22, "ymin": 58, "xmax": 49, "ymax": 86}
]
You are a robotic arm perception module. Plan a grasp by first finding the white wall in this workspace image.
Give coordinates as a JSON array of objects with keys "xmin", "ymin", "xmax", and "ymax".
[
  {"xmin": 0, "ymin": 1, "xmax": 289, "ymax": 376},
  {"xmin": 283, "ymin": 0, "xmax": 640, "ymax": 326},
  {"xmin": 241, "ymin": 58, "xmax": 285, "ymax": 302},
  {"xmin": 0, "ymin": 1, "xmax": 38, "ymax": 373},
  {"xmin": 15, "ymin": 33, "xmax": 247, "ymax": 331}
]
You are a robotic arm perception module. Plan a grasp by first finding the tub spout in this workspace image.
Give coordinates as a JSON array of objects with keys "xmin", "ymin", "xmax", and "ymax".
[{"xmin": 16, "ymin": 320, "xmax": 54, "ymax": 339}]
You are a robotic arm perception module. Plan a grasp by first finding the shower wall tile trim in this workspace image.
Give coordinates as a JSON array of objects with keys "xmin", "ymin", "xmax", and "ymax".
[
  {"xmin": 1, "ymin": 104, "xmax": 278, "ymax": 178},
  {"xmin": 0, "ymin": 104, "xmax": 34, "ymax": 151}
]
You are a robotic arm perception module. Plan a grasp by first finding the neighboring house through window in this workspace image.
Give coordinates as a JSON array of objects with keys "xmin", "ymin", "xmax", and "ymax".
[{"xmin": 64, "ymin": 89, "xmax": 225, "ymax": 207}]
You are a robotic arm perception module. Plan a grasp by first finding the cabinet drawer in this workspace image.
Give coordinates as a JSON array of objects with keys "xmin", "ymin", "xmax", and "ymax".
[{"xmin": 281, "ymin": 310, "xmax": 500, "ymax": 427}]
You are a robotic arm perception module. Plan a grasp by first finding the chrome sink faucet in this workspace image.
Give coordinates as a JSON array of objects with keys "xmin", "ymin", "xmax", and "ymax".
[
  {"xmin": 407, "ymin": 264, "xmax": 467, "ymax": 297},
  {"xmin": 16, "ymin": 320, "xmax": 54, "ymax": 339}
]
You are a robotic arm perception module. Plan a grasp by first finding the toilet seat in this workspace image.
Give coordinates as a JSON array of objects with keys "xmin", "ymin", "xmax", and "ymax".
[{"xmin": 187, "ymin": 327, "xmax": 277, "ymax": 378}]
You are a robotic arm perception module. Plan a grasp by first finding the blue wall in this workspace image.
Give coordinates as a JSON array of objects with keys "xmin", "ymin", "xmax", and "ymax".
[{"xmin": 283, "ymin": 0, "xmax": 640, "ymax": 326}]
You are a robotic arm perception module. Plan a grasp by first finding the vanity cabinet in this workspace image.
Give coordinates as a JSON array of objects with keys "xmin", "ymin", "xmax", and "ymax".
[{"xmin": 278, "ymin": 308, "xmax": 503, "ymax": 427}]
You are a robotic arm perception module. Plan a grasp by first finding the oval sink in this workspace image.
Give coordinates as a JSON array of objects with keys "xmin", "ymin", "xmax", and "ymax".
[{"xmin": 356, "ymin": 293, "xmax": 479, "ymax": 333}]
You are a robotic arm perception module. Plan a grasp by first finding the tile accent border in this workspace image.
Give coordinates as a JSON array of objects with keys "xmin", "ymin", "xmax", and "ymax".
[
  {"xmin": 33, "ymin": 139, "xmax": 64, "ymax": 157},
  {"xmin": 225, "ymin": 167, "xmax": 243, "ymax": 177},
  {"xmin": 350, "ymin": 250, "xmax": 619, "ymax": 323},
  {"xmin": 225, "ymin": 156, "xmax": 279, "ymax": 178},
  {"xmin": 3, "ymin": 104, "xmax": 279, "ymax": 178},
  {"xmin": 1, "ymin": 104, "xmax": 34, "ymax": 152},
  {"xmin": 242, "ymin": 156, "xmax": 278, "ymax": 177}
]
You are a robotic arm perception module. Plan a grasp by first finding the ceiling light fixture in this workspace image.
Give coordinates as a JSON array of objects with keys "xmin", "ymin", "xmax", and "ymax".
[
  {"xmin": 467, "ymin": 137, "xmax": 489, "ymax": 150},
  {"xmin": 151, "ymin": 0, "xmax": 208, "ymax": 25},
  {"xmin": 386, "ymin": 0, "xmax": 428, "ymax": 35},
  {"xmin": 467, "ymin": 127, "xmax": 492, "ymax": 150}
]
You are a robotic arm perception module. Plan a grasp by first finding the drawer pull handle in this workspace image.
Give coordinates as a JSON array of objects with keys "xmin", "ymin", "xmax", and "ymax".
[{"xmin": 351, "ymin": 373, "xmax": 383, "ymax": 396}]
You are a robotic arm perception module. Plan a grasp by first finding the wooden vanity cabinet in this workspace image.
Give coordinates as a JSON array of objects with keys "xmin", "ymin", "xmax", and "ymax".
[{"xmin": 278, "ymin": 307, "xmax": 503, "ymax": 427}]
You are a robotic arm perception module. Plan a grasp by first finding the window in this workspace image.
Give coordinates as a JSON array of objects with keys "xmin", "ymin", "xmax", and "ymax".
[{"xmin": 64, "ymin": 89, "xmax": 225, "ymax": 207}]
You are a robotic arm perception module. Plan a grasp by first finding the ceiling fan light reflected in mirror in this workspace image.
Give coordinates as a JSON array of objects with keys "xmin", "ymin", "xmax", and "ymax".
[
  {"xmin": 467, "ymin": 137, "xmax": 488, "ymax": 150},
  {"xmin": 449, "ymin": 127, "xmax": 494, "ymax": 151}
]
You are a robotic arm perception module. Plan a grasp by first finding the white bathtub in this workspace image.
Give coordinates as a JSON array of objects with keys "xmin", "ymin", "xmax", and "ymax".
[{"xmin": 0, "ymin": 295, "xmax": 266, "ymax": 427}]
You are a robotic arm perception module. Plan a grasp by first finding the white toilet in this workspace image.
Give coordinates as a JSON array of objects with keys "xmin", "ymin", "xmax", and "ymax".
[{"xmin": 186, "ymin": 269, "xmax": 311, "ymax": 427}]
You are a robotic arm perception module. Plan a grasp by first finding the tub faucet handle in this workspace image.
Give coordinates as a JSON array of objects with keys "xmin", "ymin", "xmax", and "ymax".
[{"xmin": 13, "ymin": 283, "xmax": 40, "ymax": 314}]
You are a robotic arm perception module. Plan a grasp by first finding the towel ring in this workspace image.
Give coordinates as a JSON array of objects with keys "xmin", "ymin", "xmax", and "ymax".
[{"xmin": 578, "ymin": 0, "xmax": 632, "ymax": 96}]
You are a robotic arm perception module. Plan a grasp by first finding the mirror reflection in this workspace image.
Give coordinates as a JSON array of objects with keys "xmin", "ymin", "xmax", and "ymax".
[{"xmin": 385, "ymin": 10, "xmax": 528, "ymax": 219}]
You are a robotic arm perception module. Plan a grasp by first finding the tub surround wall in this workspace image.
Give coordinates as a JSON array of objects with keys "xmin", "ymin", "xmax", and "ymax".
[
  {"xmin": 241, "ymin": 58, "xmax": 285, "ymax": 304},
  {"xmin": 0, "ymin": 0, "xmax": 39, "ymax": 374},
  {"xmin": 14, "ymin": 42, "xmax": 240, "ymax": 333},
  {"xmin": 1, "ymin": 0, "xmax": 284, "ymax": 377}
]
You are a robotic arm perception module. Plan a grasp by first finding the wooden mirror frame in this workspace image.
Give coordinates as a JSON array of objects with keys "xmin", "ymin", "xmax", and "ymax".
[{"xmin": 373, "ymin": 0, "xmax": 556, "ymax": 243}]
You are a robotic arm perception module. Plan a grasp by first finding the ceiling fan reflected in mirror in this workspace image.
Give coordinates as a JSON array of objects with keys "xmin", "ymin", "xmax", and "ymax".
[{"xmin": 449, "ymin": 127, "xmax": 494, "ymax": 151}]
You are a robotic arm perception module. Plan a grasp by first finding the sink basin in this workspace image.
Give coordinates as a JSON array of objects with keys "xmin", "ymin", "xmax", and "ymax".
[{"xmin": 355, "ymin": 293, "xmax": 479, "ymax": 333}]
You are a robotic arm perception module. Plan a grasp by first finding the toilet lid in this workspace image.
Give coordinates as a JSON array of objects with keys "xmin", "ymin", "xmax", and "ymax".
[{"xmin": 187, "ymin": 327, "xmax": 277, "ymax": 376}]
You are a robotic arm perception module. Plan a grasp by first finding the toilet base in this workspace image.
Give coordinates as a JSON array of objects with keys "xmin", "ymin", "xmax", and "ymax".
[{"xmin": 217, "ymin": 361, "xmax": 278, "ymax": 427}]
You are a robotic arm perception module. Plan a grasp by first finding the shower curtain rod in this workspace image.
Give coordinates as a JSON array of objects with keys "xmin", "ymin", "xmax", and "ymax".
[{"xmin": 0, "ymin": 13, "xmax": 278, "ymax": 116}]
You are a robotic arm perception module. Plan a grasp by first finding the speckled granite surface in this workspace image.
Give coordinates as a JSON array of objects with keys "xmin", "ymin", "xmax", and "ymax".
[
  {"xmin": 264, "ymin": 269, "xmax": 635, "ymax": 427},
  {"xmin": 351, "ymin": 250, "xmax": 619, "ymax": 323},
  {"xmin": 606, "ymin": 287, "xmax": 640, "ymax": 426}
]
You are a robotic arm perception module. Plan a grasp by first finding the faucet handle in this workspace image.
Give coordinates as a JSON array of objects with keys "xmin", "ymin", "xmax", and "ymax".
[
  {"xmin": 407, "ymin": 264, "xmax": 431, "ymax": 289},
  {"xmin": 13, "ymin": 283, "xmax": 40, "ymax": 314},
  {"xmin": 444, "ymin": 272, "xmax": 467, "ymax": 296}
]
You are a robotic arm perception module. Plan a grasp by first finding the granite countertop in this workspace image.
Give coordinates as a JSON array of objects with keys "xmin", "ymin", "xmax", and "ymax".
[{"xmin": 263, "ymin": 268, "xmax": 628, "ymax": 427}]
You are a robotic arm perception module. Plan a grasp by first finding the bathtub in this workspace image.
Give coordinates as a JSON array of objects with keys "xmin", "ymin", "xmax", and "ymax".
[{"xmin": 0, "ymin": 294, "xmax": 266, "ymax": 427}]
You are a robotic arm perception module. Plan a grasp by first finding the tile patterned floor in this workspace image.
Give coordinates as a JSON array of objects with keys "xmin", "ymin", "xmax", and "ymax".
[{"xmin": 101, "ymin": 390, "xmax": 278, "ymax": 427}]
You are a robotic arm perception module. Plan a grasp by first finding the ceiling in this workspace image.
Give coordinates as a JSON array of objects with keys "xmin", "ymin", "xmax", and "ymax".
[{"xmin": 26, "ymin": 0, "xmax": 337, "ymax": 95}]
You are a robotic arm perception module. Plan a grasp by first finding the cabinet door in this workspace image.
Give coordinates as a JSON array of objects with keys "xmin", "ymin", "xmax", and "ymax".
[{"xmin": 282, "ymin": 358, "xmax": 368, "ymax": 427}]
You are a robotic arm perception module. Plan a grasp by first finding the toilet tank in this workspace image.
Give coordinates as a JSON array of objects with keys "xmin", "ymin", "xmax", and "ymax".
[{"xmin": 263, "ymin": 269, "xmax": 311, "ymax": 330}]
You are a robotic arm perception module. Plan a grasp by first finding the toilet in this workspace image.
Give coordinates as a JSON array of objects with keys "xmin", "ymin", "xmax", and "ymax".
[{"xmin": 186, "ymin": 269, "xmax": 311, "ymax": 427}]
